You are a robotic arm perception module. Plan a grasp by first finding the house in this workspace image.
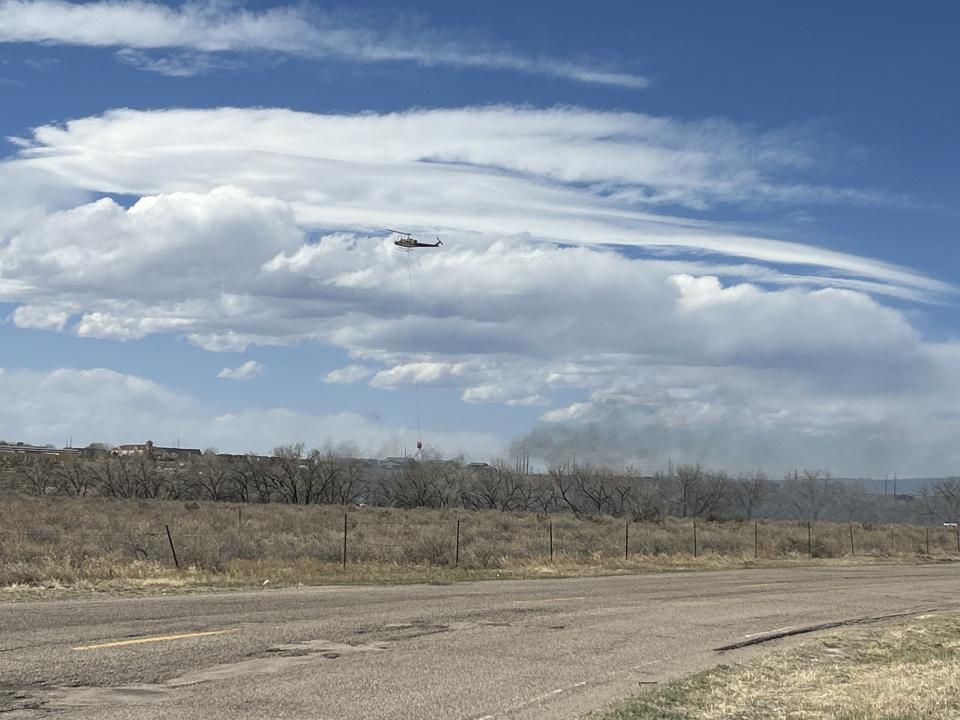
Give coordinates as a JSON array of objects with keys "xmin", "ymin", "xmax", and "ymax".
[
  {"xmin": 0, "ymin": 442, "xmax": 79, "ymax": 459},
  {"xmin": 112, "ymin": 440, "xmax": 202, "ymax": 462},
  {"xmin": 380, "ymin": 456, "xmax": 418, "ymax": 469}
]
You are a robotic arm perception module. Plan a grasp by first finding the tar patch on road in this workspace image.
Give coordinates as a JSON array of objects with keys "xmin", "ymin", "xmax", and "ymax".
[{"xmin": 0, "ymin": 684, "xmax": 47, "ymax": 716}]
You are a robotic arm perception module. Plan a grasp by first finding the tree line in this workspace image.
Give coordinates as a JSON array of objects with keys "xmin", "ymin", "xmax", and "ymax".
[{"xmin": 1, "ymin": 445, "xmax": 957, "ymax": 525}]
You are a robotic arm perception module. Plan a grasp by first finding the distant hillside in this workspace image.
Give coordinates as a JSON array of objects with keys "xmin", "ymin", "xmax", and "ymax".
[{"xmin": 839, "ymin": 477, "xmax": 946, "ymax": 495}]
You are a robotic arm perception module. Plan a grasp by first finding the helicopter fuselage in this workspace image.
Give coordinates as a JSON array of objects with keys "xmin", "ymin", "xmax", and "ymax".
[{"xmin": 394, "ymin": 238, "xmax": 442, "ymax": 248}]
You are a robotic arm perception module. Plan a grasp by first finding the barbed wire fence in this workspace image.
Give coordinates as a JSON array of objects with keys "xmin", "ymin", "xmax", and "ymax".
[{"xmin": 2, "ymin": 510, "xmax": 958, "ymax": 573}]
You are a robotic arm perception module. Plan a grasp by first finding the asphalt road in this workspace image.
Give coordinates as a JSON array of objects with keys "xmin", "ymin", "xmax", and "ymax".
[{"xmin": 2, "ymin": 564, "xmax": 960, "ymax": 719}]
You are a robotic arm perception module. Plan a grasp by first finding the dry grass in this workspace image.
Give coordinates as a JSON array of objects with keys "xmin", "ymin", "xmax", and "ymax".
[
  {"xmin": 0, "ymin": 556, "xmax": 919, "ymax": 603},
  {"xmin": 1, "ymin": 494, "xmax": 957, "ymax": 598},
  {"xmin": 592, "ymin": 613, "xmax": 960, "ymax": 720}
]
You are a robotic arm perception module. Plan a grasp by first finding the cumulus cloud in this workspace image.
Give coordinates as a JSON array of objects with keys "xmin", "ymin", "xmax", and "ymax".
[
  {"xmin": 0, "ymin": 104, "xmax": 955, "ymax": 473},
  {"xmin": 217, "ymin": 360, "xmax": 263, "ymax": 381},
  {"xmin": 0, "ymin": 187, "xmax": 948, "ymax": 446},
  {"xmin": 0, "ymin": 0, "xmax": 648, "ymax": 87},
  {"xmin": 0, "ymin": 366, "xmax": 499, "ymax": 457},
  {"xmin": 9, "ymin": 303, "xmax": 72, "ymax": 330},
  {"xmin": 323, "ymin": 364, "xmax": 375, "ymax": 384}
]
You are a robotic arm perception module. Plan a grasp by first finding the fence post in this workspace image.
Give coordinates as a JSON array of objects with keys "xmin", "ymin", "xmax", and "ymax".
[
  {"xmin": 624, "ymin": 522, "xmax": 629, "ymax": 560},
  {"xmin": 549, "ymin": 520, "xmax": 554, "ymax": 561},
  {"xmin": 926, "ymin": 527, "xmax": 930, "ymax": 556},
  {"xmin": 849, "ymin": 524, "xmax": 855, "ymax": 556},
  {"xmin": 455, "ymin": 518, "xmax": 461, "ymax": 568},
  {"xmin": 164, "ymin": 524, "xmax": 180, "ymax": 569},
  {"xmin": 807, "ymin": 521, "xmax": 812, "ymax": 558},
  {"xmin": 693, "ymin": 522, "xmax": 698, "ymax": 558},
  {"xmin": 754, "ymin": 521, "xmax": 759, "ymax": 559},
  {"xmin": 342, "ymin": 513, "xmax": 348, "ymax": 569}
]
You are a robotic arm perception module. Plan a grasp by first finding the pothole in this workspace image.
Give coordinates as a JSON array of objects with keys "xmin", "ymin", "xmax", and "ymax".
[{"xmin": 383, "ymin": 621, "xmax": 451, "ymax": 641}]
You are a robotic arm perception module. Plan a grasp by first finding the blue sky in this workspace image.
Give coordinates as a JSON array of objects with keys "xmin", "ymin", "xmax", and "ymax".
[{"xmin": 0, "ymin": 1, "xmax": 957, "ymax": 474}]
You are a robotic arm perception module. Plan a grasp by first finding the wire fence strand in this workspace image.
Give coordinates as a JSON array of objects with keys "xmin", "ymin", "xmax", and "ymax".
[{"xmin": 2, "ymin": 517, "xmax": 957, "ymax": 570}]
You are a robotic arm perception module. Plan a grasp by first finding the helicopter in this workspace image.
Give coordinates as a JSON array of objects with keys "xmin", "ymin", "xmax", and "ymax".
[{"xmin": 388, "ymin": 229, "xmax": 443, "ymax": 249}]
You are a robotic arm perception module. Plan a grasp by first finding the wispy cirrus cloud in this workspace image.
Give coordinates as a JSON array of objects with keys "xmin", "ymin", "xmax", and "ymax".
[
  {"xmin": 0, "ymin": 0, "xmax": 649, "ymax": 87},
  {"xmin": 6, "ymin": 105, "xmax": 941, "ymax": 296},
  {"xmin": 115, "ymin": 47, "xmax": 245, "ymax": 77}
]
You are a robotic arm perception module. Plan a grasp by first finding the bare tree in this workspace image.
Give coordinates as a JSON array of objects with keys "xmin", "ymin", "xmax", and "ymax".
[
  {"xmin": 671, "ymin": 464, "xmax": 729, "ymax": 518},
  {"xmin": 235, "ymin": 454, "xmax": 274, "ymax": 503},
  {"xmin": 389, "ymin": 463, "xmax": 443, "ymax": 509},
  {"xmin": 300, "ymin": 449, "xmax": 339, "ymax": 505},
  {"xmin": 430, "ymin": 461, "xmax": 467, "ymax": 509},
  {"xmin": 525, "ymin": 473, "xmax": 557, "ymax": 513},
  {"xmin": 55, "ymin": 459, "xmax": 93, "ymax": 496},
  {"xmin": 574, "ymin": 464, "xmax": 613, "ymax": 514},
  {"xmin": 464, "ymin": 461, "xmax": 521, "ymax": 511},
  {"xmin": 780, "ymin": 469, "xmax": 838, "ymax": 521},
  {"xmin": 918, "ymin": 478, "xmax": 960, "ymax": 523},
  {"xmin": 193, "ymin": 450, "xmax": 232, "ymax": 501},
  {"xmin": 89, "ymin": 456, "xmax": 137, "ymax": 498},
  {"xmin": 269, "ymin": 443, "xmax": 306, "ymax": 504},
  {"xmin": 160, "ymin": 462, "xmax": 193, "ymax": 500},
  {"xmin": 731, "ymin": 471, "xmax": 772, "ymax": 520},
  {"xmin": 22, "ymin": 456, "xmax": 57, "ymax": 495},
  {"xmin": 550, "ymin": 464, "xmax": 584, "ymax": 514},
  {"xmin": 630, "ymin": 474, "xmax": 664, "ymax": 522},
  {"xmin": 129, "ymin": 453, "xmax": 166, "ymax": 499},
  {"xmin": 331, "ymin": 458, "xmax": 370, "ymax": 505},
  {"xmin": 833, "ymin": 481, "xmax": 879, "ymax": 523},
  {"xmin": 608, "ymin": 469, "xmax": 639, "ymax": 516}
]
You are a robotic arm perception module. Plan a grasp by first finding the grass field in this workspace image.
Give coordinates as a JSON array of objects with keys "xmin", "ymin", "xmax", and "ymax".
[
  {"xmin": 1, "ymin": 494, "xmax": 958, "ymax": 597},
  {"xmin": 591, "ymin": 612, "xmax": 960, "ymax": 720}
]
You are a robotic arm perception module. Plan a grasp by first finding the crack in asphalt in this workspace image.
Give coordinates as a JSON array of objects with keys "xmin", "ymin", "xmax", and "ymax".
[{"xmin": 713, "ymin": 605, "xmax": 960, "ymax": 652}]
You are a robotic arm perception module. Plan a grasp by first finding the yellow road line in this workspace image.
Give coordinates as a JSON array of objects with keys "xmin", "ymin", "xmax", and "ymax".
[{"xmin": 73, "ymin": 628, "xmax": 240, "ymax": 651}]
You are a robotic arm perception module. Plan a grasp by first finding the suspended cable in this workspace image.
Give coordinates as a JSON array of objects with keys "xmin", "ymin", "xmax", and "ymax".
[{"xmin": 403, "ymin": 249, "xmax": 422, "ymax": 457}]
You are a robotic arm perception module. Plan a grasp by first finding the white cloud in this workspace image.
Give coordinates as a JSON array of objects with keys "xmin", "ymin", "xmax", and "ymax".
[
  {"xmin": 323, "ymin": 364, "xmax": 374, "ymax": 384},
  {"xmin": 115, "ymin": 47, "xmax": 244, "ymax": 77},
  {"xmin": 0, "ymin": 0, "xmax": 648, "ymax": 87},
  {"xmin": 217, "ymin": 360, "xmax": 263, "ymax": 381},
  {"xmin": 1, "ymin": 104, "xmax": 956, "ymax": 474},
  {"xmin": 0, "ymin": 366, "xmax": 499, "ymax": 458},
  {"xmin": 0, "ymin": 367, "xmax": 194, "ymax": 445},
  {"xmin": 6, "ymin": 106, "xmax": 937, "ymax": 296},
  {"xmin": 0, "ymin": 187, "xmax": 941, "ymax": 410},
  {"xmin": 9, "ymin": 303, "xmax": 72, "ymax": 330}
]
